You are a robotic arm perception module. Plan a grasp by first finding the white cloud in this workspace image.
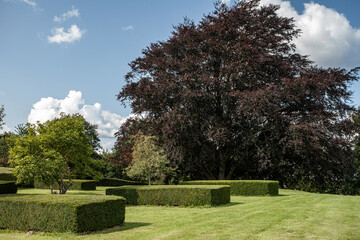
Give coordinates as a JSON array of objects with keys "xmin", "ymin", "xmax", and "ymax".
[
  {"xmin": 221, "ymin": 0, "xmax": 231, "ymax": 6},
  {"xmin": 0, "ymin": 124, "xmax": 12, "ymax": 134},
  {"xmin": 28, "ymin": 90, "xmax": 134, "ymax": 150},
  {"xmin": 4, "ymin": 0, "xmax": 39, "ymax": 9},
  {"xmin": 122, "ymin": 25, "xmax": 134, "ymax": 31},
  {"xmin": 54, "ymin": 6, "xmax": 80, "ymax": 23},
  {"xmin": 47, "ymin": 24, "xmax": 86, "ymax": 44},
  {"xmin": 260, "ymin": 0, "xmax": 360, "ymax": 68},
  {"xmin": 23, "ymin": 0, "xmax": 36, "ymax": 8}
]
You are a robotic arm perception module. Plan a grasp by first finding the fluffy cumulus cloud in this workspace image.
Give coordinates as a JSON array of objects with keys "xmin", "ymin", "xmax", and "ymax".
[
  {"xmin": 260, "ymin": 0, "xmax": 360, "ymax": 68},
  {"xmin": 28, "ymin": 91, "xmax": 133, "ymax": 149},
  {"xmin": 47, "ymin": 24, "xmax": 86, "ymax": 44},
  {"xmin": 54, "ymin": 6, "xmax": 80, "ymax": 23}
]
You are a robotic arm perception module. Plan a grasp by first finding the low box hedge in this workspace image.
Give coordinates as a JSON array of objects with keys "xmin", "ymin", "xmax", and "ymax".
[
  {"xmin": 0, "ymin": 181, "xmax": 17, "ymax": 194},
  {"xmin": 106, "ymin": 185, "xmax": 230, "ymax": 206},
  {"xmin": 34, "ymin": 179, "xmax": 97, "ymax": 191},
  {"xmin": 97, "ymin": 178, "xmax": 143, "ymax": 186},
  {"xmin": 181, "ymin": 180, "xmax": 279, "ymax": 196},
  {"xmin": 0, "ymin": 194, "xmax": 125, "ymax": 232},
  {"xmin": 0, "ymin": 167, "xmax": 16, "ymax": 181}
]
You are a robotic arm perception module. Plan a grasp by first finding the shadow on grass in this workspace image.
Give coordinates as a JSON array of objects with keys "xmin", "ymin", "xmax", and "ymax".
[
  {"xmin": 219, "ymin": 202, "xmax": 243, "ymax": 207},
  {"xmin": 88, "ymin": 222, "xmax": 151, "ymax": 235}
]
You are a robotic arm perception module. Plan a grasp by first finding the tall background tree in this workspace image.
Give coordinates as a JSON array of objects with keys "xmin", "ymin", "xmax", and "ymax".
[
  {"xmin": 117, "ymin": 0, "xmax": 359, "ymax": 192},
  {"xmin": 0, "ymin": 105, "xmax": 4, "ymax": 130},
  {"xmin": 0, "ymin": 105, "xmax": 10, "ymax": 166}
]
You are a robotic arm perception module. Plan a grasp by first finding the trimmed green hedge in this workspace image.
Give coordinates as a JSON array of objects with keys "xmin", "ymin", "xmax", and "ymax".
[
  {"xmin": 0, "ymin": 194, "xmax": 125, "ymax": 232},
  {"xmin": 0, "ymin": 181, "xmax": 17, "ymax": 194},
  {"xmin": 181, "ymin": 180, "xmax": 279, "ymax": 196},
  {"xmin": 97, "ymin": 178, "xmax": 143, "ymax": 186},
  {"xmin": 0, "ymin": 167, "xmax": 16, "ymax": 181},
  {"xmin": 106, "ymin": 185, "xmax": 230, "ymax": 206},
  {"xmin": 34, "ymin": 179, "xmax": 97, "ymax": 191}
]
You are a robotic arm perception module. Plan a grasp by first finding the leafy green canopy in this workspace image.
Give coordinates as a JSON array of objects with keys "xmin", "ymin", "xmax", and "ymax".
[
  {"xmin": 126, "ymin": 131, "xmax": 172, "ymax": 185},
  {"xmin": 8, "ymin": 113, "xmax": 102, "ymax": 194}
]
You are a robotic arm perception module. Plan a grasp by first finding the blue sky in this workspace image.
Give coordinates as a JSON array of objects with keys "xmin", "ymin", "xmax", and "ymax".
[{"xmin": 1, "ymin": 0, "xmax": 360, "ymax": 150}]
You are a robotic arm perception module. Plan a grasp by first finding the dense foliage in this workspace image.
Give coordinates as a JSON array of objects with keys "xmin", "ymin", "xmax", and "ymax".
[
  {"xmin": 117, "ymin": 0, "xmax": 359, "ymax": 193},
  {"xmin": 97, "ymin": 177, "xmax": 143, "ymax": 186},
  {"xmin": 0, "ymin": 105, "xmax": 4, "ymax": 130},
  {"xmin": 0, "ymin": 132, "xmax": 12, "ymax": 167},
  {"xmin": 0, "ymin": 106, "xmax": 9, "ymax": 167},
  {"xmin": 127, "ymin": 131, "xmax": 172, "ymax": 185},
  {"xmin": 8, "ymin": 114, "xmax": 102, "ymax": 194}
]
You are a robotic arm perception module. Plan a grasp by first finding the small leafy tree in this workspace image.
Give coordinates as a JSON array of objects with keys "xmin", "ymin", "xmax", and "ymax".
[
  {"xmin": 8, "ymin": 113, "xmax": 102, "ymax": 194},
  {"xmin": 126, "ymin": 131, "xmax": 171, "ymax": 185}
]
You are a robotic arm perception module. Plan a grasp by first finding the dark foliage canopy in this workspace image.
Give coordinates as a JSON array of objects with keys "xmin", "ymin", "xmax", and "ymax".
[{"xmin": 117, "ymin": 0, "xmax": 359, "ymax": 191}]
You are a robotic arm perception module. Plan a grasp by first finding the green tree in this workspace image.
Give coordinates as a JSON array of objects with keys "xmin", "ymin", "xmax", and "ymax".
[
  {"xmin": 14, "ymin": 123, "xmax": 29, "ymax": 137},
  {"xmin": 8, "ymin": 113, "xmax": 102, "ymax": 194},
  {"xmin": 0, "ymin": 105, "xmax": 5, "ymax": 130},
  {"xmin": 0, "ymin": 105, "xmax": 10, "ymax": 166},
  {"xmin": 346, "ymin": 108, "xmax": 360, "ymax": 194},
  {"xmin": 126, "ymin": 131, "xmax": 171, "ymax": 185},
  {"xmin": 0, "ymin": 132, "xmax": 13, "ymax": 167}
]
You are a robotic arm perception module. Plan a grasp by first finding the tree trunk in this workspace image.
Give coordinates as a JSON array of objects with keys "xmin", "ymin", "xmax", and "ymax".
[
  {"xmin": 226, "ymin": 167, "xmax": 235, "ymax": 180},
  {"xmin": 58, "ymin": 177, "xmax": 72, "ymax": 194},
  {"xmin": 50, "ymin": 185, "xmax": 54, "ymax": 194},
  {"xmin": 148, "ymin": 170, "xmax": 151, "ymax": 185},
  {"xmin": 200, "ymin": 161, "xmax": 217, "ymax": 180},
  {"xmin": 218, "ymin": 151, "xmax": 226, "ymax": 180}
]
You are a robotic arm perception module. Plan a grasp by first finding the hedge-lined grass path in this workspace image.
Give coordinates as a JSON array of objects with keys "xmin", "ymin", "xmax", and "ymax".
[{"xmin": 0, "ymin": 188, "xmax": 359, "ymax": 239}]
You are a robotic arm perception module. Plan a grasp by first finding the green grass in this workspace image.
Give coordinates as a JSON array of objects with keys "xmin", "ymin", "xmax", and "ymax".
[
  {"xmin": 0, "ymin": 188, "xmax": 359, "ymax": 239},
  {"xmin": 0, "ymin": 167, "xmax": 13, "ymax": 174}
]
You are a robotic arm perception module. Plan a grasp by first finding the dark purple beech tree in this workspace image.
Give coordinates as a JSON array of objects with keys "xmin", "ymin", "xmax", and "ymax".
[{"xmin": 117, "ymin": 0, "xmax": 359, "ymax": 190}]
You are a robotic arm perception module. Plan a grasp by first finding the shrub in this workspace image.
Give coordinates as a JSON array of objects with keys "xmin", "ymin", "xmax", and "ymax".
[
  {"xmin": 97, "ymin": 178, "xmax": 143, "ymax": 186},
  {"xmin": 34, "ymin": 179, "xmax": 97, "ymax": 191},
  {"xmin": 0, "ymin": 167, "xmax": 16, "ymax": 181},
  {"xmin": 0, "ymin": 181, "xmax": 17, "ymax": 194},
  {"xmin": 181, "ymin": 180, "xmax": 279, "ymax": 196},
  {"xmin": 106, "ymin": 185, "xmax": 230, "ymax": 206},
  {"xmin": 0, "ymin": 194, "xmax": 125, "ymax": 232}
]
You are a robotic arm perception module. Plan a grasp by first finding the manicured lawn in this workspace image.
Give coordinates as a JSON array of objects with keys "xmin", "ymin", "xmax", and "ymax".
[
  {"xmin": 0, "ymin": 167, "xmax": 13, "ymax": 174},
  {"xmin": 0, "ymin": 188, "xmax": 359, "ymax": 239}
]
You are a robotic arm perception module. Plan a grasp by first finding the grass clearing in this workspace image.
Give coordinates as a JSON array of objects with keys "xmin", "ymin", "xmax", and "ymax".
[{"xmin": 0, "ymin": 188, "xmax": 359, "ymax": 239}]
